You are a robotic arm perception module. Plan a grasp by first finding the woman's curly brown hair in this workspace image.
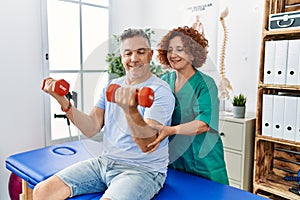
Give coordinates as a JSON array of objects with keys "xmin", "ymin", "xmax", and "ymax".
[{"xmin": 157, "ymin": 26, "xmax": 208, "ymax": 68}]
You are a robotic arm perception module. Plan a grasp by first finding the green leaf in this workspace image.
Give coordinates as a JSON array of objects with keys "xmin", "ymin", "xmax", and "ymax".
[{"xmin": 232, "ymin": 93, "xmax": 247, "ymax": 106}]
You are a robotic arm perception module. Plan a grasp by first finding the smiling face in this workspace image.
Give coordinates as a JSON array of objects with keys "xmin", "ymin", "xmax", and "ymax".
[
  {"xmin": 120, "ymin": 36, "xmax": 153, "ymax": 83},
  {"xmin": 167, "ymin": 36, "xmax": 194, "ymax": 72}
]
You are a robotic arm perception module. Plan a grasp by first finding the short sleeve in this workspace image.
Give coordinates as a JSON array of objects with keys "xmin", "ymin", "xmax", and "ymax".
[
  {"xmin": 95, "ymin": 80, "xmax": 112, "ymax": 110},
  {"xmin": 143, "ymin": 78, "xmax": 175, "ymax": 126}
]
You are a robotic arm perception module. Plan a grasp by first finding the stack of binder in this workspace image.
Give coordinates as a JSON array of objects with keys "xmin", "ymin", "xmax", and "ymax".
[
  {"xmin": 262, "ymin": 94, "xmax": 300, "ymax": 142},
  {"xmin": 264, "ymin": 39, "xmax": 300, "ymax": 85}
]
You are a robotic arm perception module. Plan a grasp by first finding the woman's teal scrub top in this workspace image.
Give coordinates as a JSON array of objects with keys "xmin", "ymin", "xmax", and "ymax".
[{"xmin": 161, "ymin": 70, "xmax": 229, "ymax": 185}]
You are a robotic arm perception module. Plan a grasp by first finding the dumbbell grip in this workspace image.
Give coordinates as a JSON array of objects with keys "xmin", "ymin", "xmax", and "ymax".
[{"xmin": 106, "ymin": 84, "xmax": 154, "ymax": 107}]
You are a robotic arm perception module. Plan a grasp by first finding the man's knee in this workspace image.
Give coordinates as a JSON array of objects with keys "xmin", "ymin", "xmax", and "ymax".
[
  {"xmin": 33, "ymin": 175, "xmax": 71, "ymax": 200},
  {"xmin": 33, "ymin": 181, "xmax": 50, "ymax": 200}
]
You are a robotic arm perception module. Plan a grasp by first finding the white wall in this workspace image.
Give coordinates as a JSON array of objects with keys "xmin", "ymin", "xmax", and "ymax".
[
  {"xmin": 218, "ymin": 0, "xmax": 264, "ymax": 113},
  {"xmin": 112, "ymin": 0, "xmax": 264, "ymax": 113},
  {"xmin": 110, "ymin": 0, "xmax": 143, "ymax": 35},
  {"xmin": 0, "ymin": 1, "xmax": 45, "ymax": 199}
]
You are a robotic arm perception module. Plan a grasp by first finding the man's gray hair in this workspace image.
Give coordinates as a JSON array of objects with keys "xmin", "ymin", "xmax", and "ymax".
[{"xmin": 120, "ymin": 28, "xmax": 151, "ymax": 47}]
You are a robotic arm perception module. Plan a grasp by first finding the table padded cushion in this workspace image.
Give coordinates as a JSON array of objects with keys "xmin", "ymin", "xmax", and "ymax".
[{"xmin": 6, "ymin": 140, "xmax": 266, "ymax": 200}]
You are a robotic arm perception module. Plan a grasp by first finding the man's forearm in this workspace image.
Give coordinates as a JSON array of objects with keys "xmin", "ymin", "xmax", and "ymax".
[
  {"xmin": 67, "ymin": 107, "xmax": 103, "ymax": 138},
  {"xmin": 57, "ymin": 96, "xmax": 103, "ymax": 138},
  {"xmin": 125, "ymin": 108, "xmax": 158, "ymax": 152}
]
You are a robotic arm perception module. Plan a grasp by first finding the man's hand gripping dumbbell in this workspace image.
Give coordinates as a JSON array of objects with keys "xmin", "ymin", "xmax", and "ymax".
[
  {"xmin": 106, "ymin": 83, "xmax": 154, "ymax": 108},
  {"xmin": 41, "ymin": 78, "xmax": 70, "ymax": 96},
  {"xmin": 41, "ymin": 78, "xmax": 72, "ymax": 112},
  {"xmin": 41, "ymin": 77, "xmax": 102, "ymax": 137}
]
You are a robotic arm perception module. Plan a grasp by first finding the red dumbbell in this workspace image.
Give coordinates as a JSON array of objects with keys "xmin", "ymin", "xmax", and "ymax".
[
  {"xmin": 41, "ymin": 78, "xmax": 70, "ymax": 96},
  {"xmin": 106, "ymin": 84, "xmax": 154, "ymax": 107}
]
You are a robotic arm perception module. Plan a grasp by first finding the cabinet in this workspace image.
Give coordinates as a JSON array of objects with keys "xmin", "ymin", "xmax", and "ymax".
[
  {"xmin": 219, "ymin": 113, "xmax": 256, "ymax": 191},
  {"xmin": 253, "ymin": 0, "xmax": 300, "ymax": 199}
]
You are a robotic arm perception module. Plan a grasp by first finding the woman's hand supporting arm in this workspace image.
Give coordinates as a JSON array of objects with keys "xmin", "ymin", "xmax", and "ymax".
[{"xmin": 147, "ymin": 120, "xmax": 209, "ymax": 152}]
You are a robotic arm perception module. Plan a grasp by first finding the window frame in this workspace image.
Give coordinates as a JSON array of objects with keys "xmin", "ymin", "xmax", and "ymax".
[{"xmin": 40, "ymin": 0, "xmax": 111, "ymax": 145}]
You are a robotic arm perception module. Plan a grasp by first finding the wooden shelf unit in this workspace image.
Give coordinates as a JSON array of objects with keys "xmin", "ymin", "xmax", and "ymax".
[
  {"xmin": 254, "ymin": 139, "xmax": 300, "ymax": 199},
  {"xmin": 253, "ymin": 0, "xmax": 300, "ymax": 199}
]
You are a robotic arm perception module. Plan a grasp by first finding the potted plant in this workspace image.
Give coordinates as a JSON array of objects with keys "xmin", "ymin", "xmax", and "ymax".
[
  {"xmin": 105, "ymin": 29, "xmax": 167, "ymax": 78},
  {"xmin": 232, "ymin": 93, "xmax": 247, "ymax": 118}
]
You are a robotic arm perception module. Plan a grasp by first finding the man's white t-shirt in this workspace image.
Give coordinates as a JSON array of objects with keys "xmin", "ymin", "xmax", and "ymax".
[{"xmin": 96, "ymin": 74, "xmax": 175, "ymax": 173}]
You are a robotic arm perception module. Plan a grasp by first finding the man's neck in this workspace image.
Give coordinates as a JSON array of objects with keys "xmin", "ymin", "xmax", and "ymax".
[{"xmin": 125, "ymin": 72, "xmax": 152, "ymax": 85}]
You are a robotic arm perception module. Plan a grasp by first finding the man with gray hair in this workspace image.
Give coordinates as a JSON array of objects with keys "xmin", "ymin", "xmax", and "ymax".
[{"xmin": 35, "ymin": 28, "xmax": 175, "ymax": 200}]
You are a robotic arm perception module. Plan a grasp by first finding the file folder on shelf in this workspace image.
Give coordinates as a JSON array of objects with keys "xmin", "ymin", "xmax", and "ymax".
[
  {"xmin": 262, "ymin": 94, "xmax": 273, "ymax": 137},
  {"xmin": 274, "ymin": 40, "xmax": 288, "ymax": 85},
  {"xmin": 283, "ymin": 96, "xmax": 297, "ymax": 141},
  {"xmin": 272, "ymin": 95, "xmax": 285, "ymax": 139},
  {"xmin": 263, "ymin": 41, "xmax": 276, "ymax": 84},
  {"xmin": 286, "ymin": 39, "xmax": 300, "ymax": 85},
  {"xmin": 296, "ymin": 98, "xmax": 300, "ymax": 143}
]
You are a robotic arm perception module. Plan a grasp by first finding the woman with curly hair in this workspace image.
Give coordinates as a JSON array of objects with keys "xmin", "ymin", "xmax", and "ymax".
[{"xmin": 148, "ymin": 26, "xmax": 229, "ymax": 185}]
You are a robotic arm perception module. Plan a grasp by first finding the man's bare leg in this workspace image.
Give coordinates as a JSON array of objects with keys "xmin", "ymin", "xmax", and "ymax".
[{"xmin": 33, "ymin": 175, "xmax": 71, "ymax": 200}]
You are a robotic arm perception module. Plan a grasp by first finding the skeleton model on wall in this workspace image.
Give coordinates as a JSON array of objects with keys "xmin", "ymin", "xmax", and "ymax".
[{"xmin": 218, "ymin": 8, "xmax": 233, "ymax": 101}]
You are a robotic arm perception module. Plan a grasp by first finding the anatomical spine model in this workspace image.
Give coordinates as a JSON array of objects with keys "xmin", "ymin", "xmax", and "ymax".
[{"xmin": 218, "ymin": 8, "xmax": 233, "ymax": 101}]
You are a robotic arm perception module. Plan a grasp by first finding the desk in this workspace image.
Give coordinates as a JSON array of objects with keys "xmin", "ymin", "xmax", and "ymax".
[{"xmin": 6, "ymin": 140, "xmax": 266, "ymax": 200}]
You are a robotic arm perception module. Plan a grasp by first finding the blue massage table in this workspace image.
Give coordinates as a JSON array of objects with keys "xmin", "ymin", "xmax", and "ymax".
[{"xmin": 6, "ymin": 139, "xmax": 266, "ymax": 200}]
